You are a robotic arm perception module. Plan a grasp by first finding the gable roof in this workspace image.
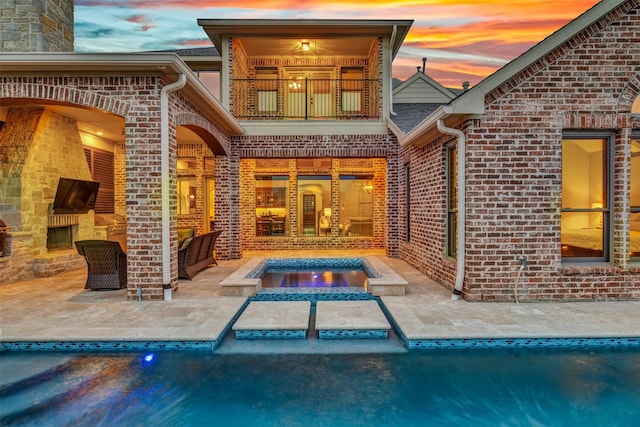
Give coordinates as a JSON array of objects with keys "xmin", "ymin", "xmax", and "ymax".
[
  {"xmin": 393, "ymin": 71, "xmax": 456, "ymax": 103},
  {"xmin": 401, "ymin": 0, "xmax": 631, "ymax": 147},
  {"xmin": 390, "ymin": 72, "xmax": 457, "ymax": 134}
]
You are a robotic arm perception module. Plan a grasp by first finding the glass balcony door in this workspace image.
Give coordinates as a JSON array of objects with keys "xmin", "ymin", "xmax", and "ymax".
[{"xmin": 285, "ymin": 69, "xmax": 334, "ymax": 119}]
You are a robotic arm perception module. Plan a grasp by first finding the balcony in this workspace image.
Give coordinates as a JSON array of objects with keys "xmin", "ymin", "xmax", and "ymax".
[{"xmin": 232, "ymin": 78, "xmax": 380, "ymax": 121}]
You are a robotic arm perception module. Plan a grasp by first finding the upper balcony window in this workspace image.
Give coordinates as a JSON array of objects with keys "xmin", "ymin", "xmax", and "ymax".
[
  {"xmin": 341, "ymin": 67, "xmax": 364, "ymax": 112},
  {"xmin": 256, "ymin": 68, "xmax": 278, "ymax": 113}
]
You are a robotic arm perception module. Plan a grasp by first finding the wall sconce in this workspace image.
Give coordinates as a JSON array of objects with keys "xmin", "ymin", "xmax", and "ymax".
[
  {"xmin": 301, "ymin": 41, "xmax": 310, "ymax": 52},
  {"xmin": 323, "ymin": 207, "xmax": 332, "ymax": 218}
]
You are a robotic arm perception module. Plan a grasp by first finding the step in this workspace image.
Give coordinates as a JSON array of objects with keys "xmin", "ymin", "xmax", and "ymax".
[
  {"xmin": 315, "ymin": 300, "xmax": 391, "ymax": 339},
  {"xmin": 232, "ymin": 301, "xmax": 311, "ymax": 339}
]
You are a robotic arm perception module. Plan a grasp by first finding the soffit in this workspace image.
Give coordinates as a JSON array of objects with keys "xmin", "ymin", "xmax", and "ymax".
[
  {"xmin": 238, "ymin": 37, "xmax": 375, "ymax": 57},
  {"xmin": 198, "ymin": 19, "xmax": 413, "ymax": 58}
]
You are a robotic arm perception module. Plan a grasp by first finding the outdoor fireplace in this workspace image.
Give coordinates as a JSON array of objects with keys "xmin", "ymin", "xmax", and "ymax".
[{"xmin": 47, "ymin": 215, "xmax": 79, "ymax": 250}]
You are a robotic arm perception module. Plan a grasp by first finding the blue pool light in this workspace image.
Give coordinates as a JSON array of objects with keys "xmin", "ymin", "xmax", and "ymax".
[{"xmin": 142, "ymin": 353, "xmax": 156, "ymax": 364}]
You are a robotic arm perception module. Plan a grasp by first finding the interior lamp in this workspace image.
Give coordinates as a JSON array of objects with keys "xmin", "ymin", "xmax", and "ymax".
[
  {"xmin": 301, "ymin": 41, "xmax": 310, "ymax": 52},
  {"xmin": 323, "ymin": 207, "xmax": 332, "ymax": 218},
  {"xmin": 592, "ymin": 202, "xmax": 603, "ymax": 228}
]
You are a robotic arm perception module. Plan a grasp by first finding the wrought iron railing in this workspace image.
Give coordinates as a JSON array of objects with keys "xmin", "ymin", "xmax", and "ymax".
[{"xmin": 232, "ymin": 78, "xmax": 380, "ymax": 120}]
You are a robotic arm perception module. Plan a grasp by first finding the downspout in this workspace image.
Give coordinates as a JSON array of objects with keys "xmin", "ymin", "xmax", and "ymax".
[
  {"xmin": 161, "ymin": 74, "xmax": 186, "ymax": 300},
  {"xmin": 436, "ymin": 119, "xmax": 466, "ymax": 300},
  {"xmin": 389, "ymin": 24, "xmax": 397, "ymax": 116}
]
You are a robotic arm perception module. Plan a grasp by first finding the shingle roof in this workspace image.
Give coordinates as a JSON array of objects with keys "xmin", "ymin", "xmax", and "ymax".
[{"xmin": 391, "ymin": 103, "xmax": 445, "ymax": 133}]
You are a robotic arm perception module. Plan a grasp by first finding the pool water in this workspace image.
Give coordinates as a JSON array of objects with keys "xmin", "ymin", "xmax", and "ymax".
[
  {"xmin": 261, "ymin": 269, "xmax": 368, "ymax": 288},
  {"xmin": 2, "ymin": 348, "xmax": 639, "ymax": 426}
]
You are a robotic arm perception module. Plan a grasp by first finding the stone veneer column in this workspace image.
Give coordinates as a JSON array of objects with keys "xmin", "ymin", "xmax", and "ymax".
[{"xmin": 0, "ymin": 0, "xmax": 74, "ymax": 52}]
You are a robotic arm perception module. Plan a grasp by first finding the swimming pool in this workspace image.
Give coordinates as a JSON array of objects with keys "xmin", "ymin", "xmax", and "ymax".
[{"xmin": 2, "ymin": 348, "xmax": 639, "ymax": 426}]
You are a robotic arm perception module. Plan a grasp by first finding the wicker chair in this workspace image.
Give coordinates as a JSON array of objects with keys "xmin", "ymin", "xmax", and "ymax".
[
  {"xmin": 178, "ymin": 230, "xmax": 222, "ymax": 279},
  {"xmin": 75, "ymin": 240, "xmax": 127, "ymax": 290}
]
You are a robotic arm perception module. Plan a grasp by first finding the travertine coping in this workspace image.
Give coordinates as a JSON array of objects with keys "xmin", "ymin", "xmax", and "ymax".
[
  {"xmin": 232, "ymin": 301, "xmax": 311, "ymax": 330},
  {"xmin": 315, "ymin": 301, "xmax": 391, "ymax": 331},
  {"xmin": 221, "ymin": 256, "xmax": 407, "ymax": 296},
  {"xmin": 365, "ymin": 256, "xmax": 408, "ymax": 296},
  {"xmin": 220, "ymin": 256, "xmax": 264, "ymax": 296}
]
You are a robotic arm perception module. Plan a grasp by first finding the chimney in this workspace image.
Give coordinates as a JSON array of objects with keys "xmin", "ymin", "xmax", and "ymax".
[
  {"xmin": 422, "ymin": 58, "xmax": 427, "ymax": 74},
  {"xmin": 1, "ymin": 0, "xmax": 74, "ymax": 52},
  {"xmin": 462, "ymin": 81, "xmax": 470, "ymax": 91}
]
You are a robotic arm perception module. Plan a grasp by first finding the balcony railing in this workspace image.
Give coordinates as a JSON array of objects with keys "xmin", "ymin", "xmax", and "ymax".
[{"xmin": 232, "ymin": 78, "xmax": 380, "ymax": 120}]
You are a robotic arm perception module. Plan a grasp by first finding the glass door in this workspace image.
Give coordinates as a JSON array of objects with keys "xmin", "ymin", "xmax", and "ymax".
[
  {"xmin": 302, "ymin": 194, "xmax": 316, "ymax": 236},
  {"xmin": 285, "ymin": 69, "xmax": 334, "ymax": 119}
]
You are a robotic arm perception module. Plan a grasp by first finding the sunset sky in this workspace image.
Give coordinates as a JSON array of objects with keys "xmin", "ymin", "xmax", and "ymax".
[{"xmin": 74, "ymin": 0, "xmax": 600, "ymax": 88}]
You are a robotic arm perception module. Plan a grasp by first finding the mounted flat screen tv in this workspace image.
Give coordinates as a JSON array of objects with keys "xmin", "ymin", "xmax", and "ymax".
[{"xmin": 53, "ymin": 177, "xmax": 100, "ymax": 214}]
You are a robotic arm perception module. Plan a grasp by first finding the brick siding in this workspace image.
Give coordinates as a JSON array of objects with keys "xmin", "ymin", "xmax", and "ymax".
[{"xmin": 400, "ymin": 1, "xmax": 640, "ymax": 301}]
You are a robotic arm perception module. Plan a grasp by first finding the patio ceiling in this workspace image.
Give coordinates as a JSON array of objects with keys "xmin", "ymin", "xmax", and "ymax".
[
  {"xmin": 238, "ymin": 37, "xmax": 376, "ymax": 58},
  {"xmin": 0, "ymin": 103, "xmax": 204, "ymax": 146}
]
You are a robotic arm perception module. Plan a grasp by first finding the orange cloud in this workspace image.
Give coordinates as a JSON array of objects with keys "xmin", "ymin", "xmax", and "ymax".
[{"xmin": 77, "ymin": 0, "xmax": 600, "ymax": 85}]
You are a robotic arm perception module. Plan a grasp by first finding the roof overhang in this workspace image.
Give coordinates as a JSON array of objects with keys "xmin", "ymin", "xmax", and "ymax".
[
  {"xmin": 198, "ymin": 19, "xmax": 413, "ymax": 59},
  {"xmin": 0, "ymin": 52, "xmax": 244, "ymax": 136}
]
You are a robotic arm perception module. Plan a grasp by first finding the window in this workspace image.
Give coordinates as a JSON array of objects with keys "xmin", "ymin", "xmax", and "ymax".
[
  {"xmin": 177, "ymin": 157, "xmax": 197, "ymax": 174},
  {"xmin": 255, "ymin": 176, "xmax": 289, "ymax": 236},
  {"xmin": 339, "ymin": 176, "xmax": 373, "ymax": 237},
  {"xmin": 405, "ymin": 164, "xmax": 410, "ymax": 242},
  {"xmin": 256, "ymin": 68, "xmax": 278, "ymax": 113},
  {"xmin": 298, "ymin": 175, "xmax": 331, "ymax": 236},
  {"xmin": 446, "ymin": 143, "xmax": 457, "ymax": 258},
  {"xmin": 84, "ymin": 147, "xmax": 114, "ymax": 214},
  {"xmin": 177, "ymin": 177, "xmax": 198, "ymax": 215},
  {"xmin": 631, "ymin": 133, "xmax": 640, "ymax": 262},
  {"xmin": 561, "ymin": 133, "xmax": 612, "ymax": 261},
  {"xmin": 341, "ymin": 67, "xmax": 363, "ymax": 112}
]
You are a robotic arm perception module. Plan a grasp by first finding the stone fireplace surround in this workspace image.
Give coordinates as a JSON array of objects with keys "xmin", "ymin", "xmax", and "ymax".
[{"xmin": 0, "ymin": 108, "xmax": 99, "ymax": 285}]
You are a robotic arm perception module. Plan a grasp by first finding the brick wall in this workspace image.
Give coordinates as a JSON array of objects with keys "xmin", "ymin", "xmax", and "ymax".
[
  {"xmin": 400, "ymin": 1, "xmax": 640, "ymax": 301},
  {"xmin": 0, "ymin": 0, "xmax": 74, "ymax": 52}
]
